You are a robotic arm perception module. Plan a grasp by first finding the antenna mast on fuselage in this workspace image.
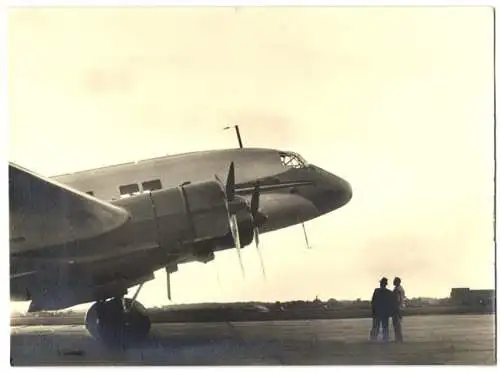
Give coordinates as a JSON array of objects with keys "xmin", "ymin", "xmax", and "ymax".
[{"xmin": 223, "ymin": 125, "xmax": 244, "ymax": 149}]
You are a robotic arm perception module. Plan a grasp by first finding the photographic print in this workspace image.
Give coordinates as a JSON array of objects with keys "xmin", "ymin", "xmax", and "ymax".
[{"xmin": 8, "ymin": 5, "xmax": 496, "ymax": 365}]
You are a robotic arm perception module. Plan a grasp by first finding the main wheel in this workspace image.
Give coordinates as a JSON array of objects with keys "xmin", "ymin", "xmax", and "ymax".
[{"xmin": 84, "ymin": 298, "xmax": 151, "ymax": 345}]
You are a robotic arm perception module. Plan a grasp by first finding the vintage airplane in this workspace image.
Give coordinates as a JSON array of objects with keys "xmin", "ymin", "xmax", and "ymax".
[{"xmin": 9, "ymin": 147, "xmax": 352, "ymax": 344}]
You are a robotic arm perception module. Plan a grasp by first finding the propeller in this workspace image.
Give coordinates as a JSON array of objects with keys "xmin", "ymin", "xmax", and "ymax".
[
  {"xmin": 229, "ymin": 212, "xmax": 245, "ymax": 277},
  {"xmin": 226, "ymin": 161, "xmax": 235, "ymax": 203},
  {"xmin": 218, "ymin": 162, "xmax": 245, "ymax": 278},
  {"xmin": 302, "ymin": 222, "xmax": 311, "ymax": 249},
  {"xmin": 250, "ymin": 182, "xmax": 266, "ymax": 279},
  {"xmin": 165, "ymin": 268, "xmax": 172, "ymax": 301},
  {"xmin": 218, "ymin": 162, "xmax": 269, "ymax": 279}
]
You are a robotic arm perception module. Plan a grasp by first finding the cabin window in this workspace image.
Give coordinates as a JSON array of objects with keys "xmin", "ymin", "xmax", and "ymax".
[
  {"xmin": 119, "ymin": 183, "xmax": 140, "ymax": 198},
  {"xmin": 142, "ymin": 179, "xmax": 162, "ymax": 192},
  {"xmin": 279, "ymin": 152, "xmax": 307, "ymax": 169},
  {"xmin": 86, "ymin": 191, "xmax": 94, "ymax": 196}
]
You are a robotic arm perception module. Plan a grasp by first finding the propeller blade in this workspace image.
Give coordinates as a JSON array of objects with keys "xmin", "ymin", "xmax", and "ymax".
[
  {"xmin": 250, "ymin": 181, "xmax": 260, "ymax": 218},
  {"xmin": 226, "ymin": 162, "xmax": 235, "ymax": 202},
  {"xmin": 254, "ymin": 228, "xmax": 266, "ymax": 279},
  {"xmin": 229, "ymin": 214, "xmax": 245, "ymax": 277},
  {"xmin": 165, "ymin": 268, "xmax": 172, "ymax": 301},
  {"xmin": 214, "ymin": 174, "xmax": 223, "ymax": 186},
  {"xmin": 249, "ymin": 182, "xmax": 268, "ymax": 227},
  {"xmin": 302, "ymin": 223, "xmax": 311, "ymax": 249}
]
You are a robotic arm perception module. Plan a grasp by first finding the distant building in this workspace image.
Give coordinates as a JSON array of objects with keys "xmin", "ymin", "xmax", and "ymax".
[
  {"xmin": 450, "ymin": 287, "xmax": 495, "ymax": 308},
  {"xmin": 450, "ymin": 288, "xmax": 471, "ymax": 304},
  {"xmin": 469, "ymin": 290, "xmax": 496, "ymax": 307}
]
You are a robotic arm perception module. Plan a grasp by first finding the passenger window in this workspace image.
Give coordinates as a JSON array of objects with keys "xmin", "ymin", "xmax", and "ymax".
[
  {"xmin": 119, "ymin": 183, "xmax": 140, "ymax": 198},
  {"xmin": 142, "ymin": 179, "xmax": 162, "ymax": 192}
]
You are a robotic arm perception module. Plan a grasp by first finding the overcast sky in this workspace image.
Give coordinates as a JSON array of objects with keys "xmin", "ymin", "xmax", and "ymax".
[{"xmin": 8, "ymin": 7, "xmax": 494, "ymax": 311}]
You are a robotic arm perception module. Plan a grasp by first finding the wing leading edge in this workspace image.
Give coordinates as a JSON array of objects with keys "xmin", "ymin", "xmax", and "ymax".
[{"xmin": 9, "ymin": 163, "xmax": 131, "ymax": 255}]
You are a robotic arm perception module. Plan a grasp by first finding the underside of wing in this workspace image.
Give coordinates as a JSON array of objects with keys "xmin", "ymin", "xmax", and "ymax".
[{"xmin": 9, "ymin": 163, "xmax": 131, "ymax": 255}]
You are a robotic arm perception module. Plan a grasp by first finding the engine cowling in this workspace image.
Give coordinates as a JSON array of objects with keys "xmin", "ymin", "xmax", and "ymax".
[
  {"xmin": 214, "ymin": 208, "xmax": 255, "ymax": 250},
  {"xmin": 194, "ymin": 194, "xmax": 257, "ymax": 252},
  {"xmin": 150, "ymin": 179, "xmax": 233, "ymax": 245}
]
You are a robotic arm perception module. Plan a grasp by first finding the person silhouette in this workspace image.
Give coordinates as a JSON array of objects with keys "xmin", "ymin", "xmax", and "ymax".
[
  {"xmin": 370, "ymin": 277, "xmax": 393, "ymax": 342},
  {"xmin": 392, "ymin": 276, "xmax": 406, "ymax": 342}
]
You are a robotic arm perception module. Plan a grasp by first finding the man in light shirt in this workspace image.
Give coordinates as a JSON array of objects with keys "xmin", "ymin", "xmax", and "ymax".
[{"xmin": 392, "ymin": 277, "xmax": 406, "ymax": 342}]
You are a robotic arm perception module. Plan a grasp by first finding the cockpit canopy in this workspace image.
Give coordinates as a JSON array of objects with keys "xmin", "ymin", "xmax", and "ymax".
[{"xmin": 279, "ymin": 151, "xmax": 308, "ymax": 169}]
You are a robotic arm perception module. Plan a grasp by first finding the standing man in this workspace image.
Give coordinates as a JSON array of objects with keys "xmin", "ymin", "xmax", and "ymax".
[
  {"xmin": 392, "ymin": 276, "xmax": 406, "ymax": 342},
  {"xmin": 370, "ymin": 277, "xmax": 393, "ymax": 342}
]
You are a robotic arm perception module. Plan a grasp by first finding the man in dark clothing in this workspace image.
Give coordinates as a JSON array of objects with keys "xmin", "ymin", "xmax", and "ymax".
[{"xmin": 370, "ymin": 277, "xmax": 394, "ymax": 342}]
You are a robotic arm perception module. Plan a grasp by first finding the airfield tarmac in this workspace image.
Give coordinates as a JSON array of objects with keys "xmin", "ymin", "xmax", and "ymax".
[{"xmin": 11, "ymin": 314, "xmax": 495, "ymax": 365}]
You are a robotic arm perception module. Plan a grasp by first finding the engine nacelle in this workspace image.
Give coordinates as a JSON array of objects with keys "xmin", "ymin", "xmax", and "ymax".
[
  {"xmin": 190, "ymin": 195, "xmax": 256, "ymax": 255},
  {"xmin": 215, "ymin": 208, "xmax": 255, "ymax": 251},
  {"xmin": 150, "ymin": 179, "xmax": 233, "ymax": 246}
]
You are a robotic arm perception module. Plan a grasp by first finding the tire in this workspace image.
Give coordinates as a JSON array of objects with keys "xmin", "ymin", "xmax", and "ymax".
[{"xmin": 84, "ymin": 298, "xmax": 151, "ymax": 345}]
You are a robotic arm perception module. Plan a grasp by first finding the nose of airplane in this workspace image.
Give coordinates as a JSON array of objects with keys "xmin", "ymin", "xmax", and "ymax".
[{"xmin": 307, "ymin": 165, "xmax": 352, "ymax": 215}]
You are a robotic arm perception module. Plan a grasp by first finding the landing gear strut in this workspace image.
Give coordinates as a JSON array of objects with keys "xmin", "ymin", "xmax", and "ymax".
[{"xmin": 84, "ymin": 295, "xmax": 151, "ymax": 345}]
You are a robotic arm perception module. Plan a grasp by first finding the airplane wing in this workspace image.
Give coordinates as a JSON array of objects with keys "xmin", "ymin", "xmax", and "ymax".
[{"xmin": 9, "ymin": 163, "xmax": 131, "ymax": 256}]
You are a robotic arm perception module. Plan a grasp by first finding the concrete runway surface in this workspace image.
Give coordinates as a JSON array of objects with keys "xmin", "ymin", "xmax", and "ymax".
[{"xmin": 10, "ymin": 314, "xmax": 495, "ymax": 365}]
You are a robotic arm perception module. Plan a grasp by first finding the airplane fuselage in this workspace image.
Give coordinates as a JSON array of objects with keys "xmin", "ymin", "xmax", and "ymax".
[
  {"xmin": 10, "ymin": 148, "xmax": 352, "ymax": 311},
  {"xmin": 52, "ymin": 148, "xmax": 352, "ymax": 234}
]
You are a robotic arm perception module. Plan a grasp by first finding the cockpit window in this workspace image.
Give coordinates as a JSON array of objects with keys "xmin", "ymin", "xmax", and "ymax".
[{"xmin": 279, "ymin": 152, "xmax": 308, "ymax": 169}]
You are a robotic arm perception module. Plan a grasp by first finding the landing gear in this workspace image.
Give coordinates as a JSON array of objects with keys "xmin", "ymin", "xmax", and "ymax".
[{"xmin": 84, "ymin": 297, "xmax": 151, "ymax": 345}]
